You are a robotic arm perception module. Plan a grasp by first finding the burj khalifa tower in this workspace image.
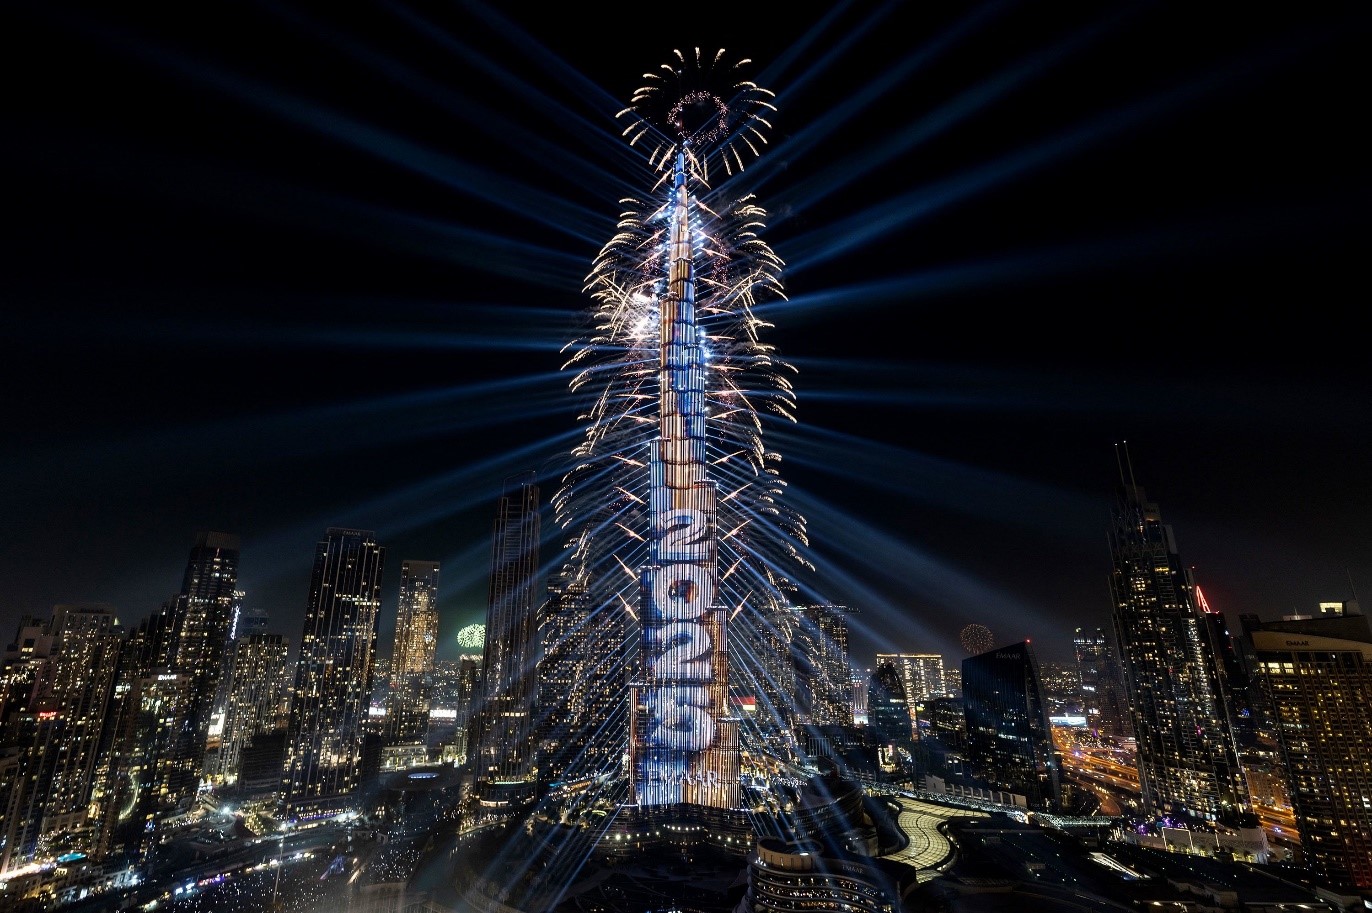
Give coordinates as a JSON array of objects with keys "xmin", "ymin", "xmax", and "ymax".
[{"xmin": 552, "ymin": 48, "xmax": 810, "ymax": 813}]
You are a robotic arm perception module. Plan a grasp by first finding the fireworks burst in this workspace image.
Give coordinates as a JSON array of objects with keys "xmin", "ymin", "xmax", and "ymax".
[
  {"xmin": 960, "ymin": 623, "xmax": 995, "ymax": 656},
  {"xmin": 617, "ymin": 47, "xmax": 777, "ymax": 180},
  {"xmin": 456, "ymin": 622, "xmax": 485, "ymax": 651}
]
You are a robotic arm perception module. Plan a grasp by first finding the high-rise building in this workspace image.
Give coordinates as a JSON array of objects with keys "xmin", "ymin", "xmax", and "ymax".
[
  {"xmin": 534, "ymin": 576, "xmax": 585, "ymax": 787},
  {"xmin": 1107, "ymin": 462, "xmax": 1251, "ymax": 826},
  {"xmin": 866, "ymin": 662, "xmax": 913, "ymax": 746},
  {"xmin": 231, "ymin": 596, "xmax": 269, "ymax": 641},
  {"xmin": 387, "ymin": 559, "xmax": 440, "ymax": 750},
  {"xmin": 0, "ymin": 605, "xmax": 123, "ymax": 871},
  {"xmin": 168, "ymin": 531, "xmax": 241, "ymax": 782},
  {"xmin": 850, "ymin": 668, "xmax": 870, "ymax": 727},
  {"xmin": 83, "ymin": 532, "xmax": 240, "ymax": 858},
  {"xmin": 446, "ymin": 655, "xmax": 482, "ymax": 765},
  {"xmin": 535, "ymin": 574, "xmax": 630, "ymax": 786},
  {"xmin": 1248, "ymin": 608, "xmax": 1372, "ymax": 892},
  {"xmin": 108, "ymin": 602, "xmax": 178, "ymax": 855},
  {"xmin": 473, "ymin": 474, "xmax": 542, "ymax": 808},
  {"xmin": 962, "ymin": 641, "xmax": 1061, "ymax": 812},
  {"xmin": 619, "ymin": 160, "xmax": 744, "ymax": 810},
  {"xmin": 875, "ymin": 652, "xmax": 946, "ymax": 736},
  {"xmin": 794, "ymin": 605, "xmax": 853, "ymax": 728},
  {"xmin": 544, "ymin": 53, "xmax": 802, "ymax": 832},
  {"xmin": 732, "ymin": 604, "xmax": 798, "ymax": 755},
  {"xmin": 943, "ymin": 666, "xmax": 961, "ymax": 699},
  {"xmin": 215, "ymin": 632, "xmax": 290, "ymax": 787},
  {"xmin": 283, "ymin": 528, "xmax": 386, "ymax": 820},
  {"xmin": 1072, "ymin": 627, "xmax": 1132, "ymax": 741},
  {"xmin": 875, "ymin": 653, "xmax": 946, "ymax": 703}
]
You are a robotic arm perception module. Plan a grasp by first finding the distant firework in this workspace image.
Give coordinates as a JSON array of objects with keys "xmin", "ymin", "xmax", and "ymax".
[
  {"xmin": 959, "ymin": 623, "xmax": 994, "ymax": 656},
  {"xmin": 456, "ymin": 623, "xmax": 485, "ymax": 651}
]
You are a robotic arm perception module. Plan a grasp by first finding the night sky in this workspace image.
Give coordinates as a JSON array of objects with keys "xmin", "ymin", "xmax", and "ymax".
[{"xmin": 5, "ymin": 1, "xmax": 1369, "ymax": 668}]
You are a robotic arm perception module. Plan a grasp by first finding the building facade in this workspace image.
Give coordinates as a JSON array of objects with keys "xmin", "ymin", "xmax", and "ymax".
[
  {"xmin": 740, "ymin": 838, "xmax": 908, "ymax": 913},
  {"xmin": 795, "ymin": 605, "xmax": 854, "ymax": 728},
  {"xmin": 535, "ymin": 575, "xmax": 630, "ymax": 786},
  {"xmin": 875, "ymin": 652, "xmax": 945, "ymax": 737},
  {"xmin": 961, "ymin": 640, "xmax": 1061, "ymax": 812},
  {"xmin": 1108, "ymin": 473, "xmax": 1251, "ymax": 826},
  {"xmin": 167, "ymin": 531, "xmax": 241, "ymax": 792},
  {"xmin": 282, "ymin": 528, "xmax": 386, "ymax": 820},
  {"xmin": 387, "ymin": 559, "xmax": 440, "ymax": 751},
  {"xmin": 1250, "ymin": 611, "xmax": 1372, "ymax": 891},
  {"xmin": 0, "ymin": 605, "xmax": 123, "ymax": 871},
  {"xmin": 473, "ymin": 475, "xmax": 542, "ymax": 808},
  {"xmin": 1072, "ymin": 626, "xmax": 1132, "ymax": 741},
  {"xmin": 215, "ymin": 632, "xmax": 290, "ymax": 787}
]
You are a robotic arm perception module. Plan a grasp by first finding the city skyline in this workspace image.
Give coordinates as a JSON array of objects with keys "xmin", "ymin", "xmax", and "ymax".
[
  {"xmin": 3, "ymin": 7, "xmax": 1371, "ymax": 905},
  {"xmin": 6, "ymin": 2, "xmax": 1370, "ymax": 667}
]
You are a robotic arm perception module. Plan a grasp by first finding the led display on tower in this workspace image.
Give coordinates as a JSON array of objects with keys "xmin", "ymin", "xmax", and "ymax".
[{"xmin": 628, "ymin": 150, "xmax": 738, "ymax": 808}]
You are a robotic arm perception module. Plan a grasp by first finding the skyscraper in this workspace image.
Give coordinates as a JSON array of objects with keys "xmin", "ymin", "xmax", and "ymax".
[
  {"xmin": 866, "ymin": 662, "xmax": 913, "ymax": 747},
  {"xmin": 962, "ymin": 641, "xmax": 1061, "ymax": 812},
  {"xmin": 453, "ymin": 50, "xmax": 894, "ymax": 913},
  {"xmin": 215, "ymin": 632, "xmax": 290, "ymax": 787},
  {"xmin": 169, "ymin": 531, "xmax": 241, "ymax": 767},
  {"xmin": 548, "ymin": 50, "xmax": 805, "ymax": 825},
  {"xmin": 1071, "ymin": 627, "xmax": 1131, "ymax": 741},
  {"xmin": 283, "ymin": 528, "xmax": 386, "ymax": 820},
  {"xmin": 387, "ymin": 559, "xmax": 440, "ymax": 750},
  {"xmin": 736, "ymin": 604, "xmax": 800, "ymax": 751},
  {"xmin": 473, "ymin": 474, "xmax": 542, "ymax": 808},
  {"xmin": 1249, "ymin": 608, "xmax": 1372, "ymax": 892},
  {"xmin": 875, "ymin": 652, "xmax": 946, "ymax": 736},
  {"xmin": 795, "ymin": 605, "xmax": 854, "ymax": 728},
  {"xmin": 535, "ymin": 574, "xmax": 630, "ymax": 786},
  {"xmin": 1108, "ymin": 458, "xmax": 1251, "ymax": 826},
  {"xmin": 116, "ymin": 532, "xmax": 240, "ymax": 847},
  {"xmin": 0, "ymin": 605, "xmax": 123, "ymax": 871},
  {"xmin": 621, "ymin": 147, "xmax": 741, "ymax": 812}
]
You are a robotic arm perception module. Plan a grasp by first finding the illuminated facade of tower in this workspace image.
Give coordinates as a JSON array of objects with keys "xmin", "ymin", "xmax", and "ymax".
[
  {"xmin": 795, "ymin": 605, "xmax": 853, "ymax": 728},
  {"xmin": 216, "ymin": 632, "xmax": 290, "ymax": 786},
  {"xmin": 387, "ymin": 559, "xmax": 440, "ymax": 748},
  {"xmin": 550, "ymin": 50, "xmax": 807, "ymax": 818},
  {"xmin": 876, "ymin": 652, "xmax": 945, "ymax": 735},
  {"xmin": 876, "ymin": 653, "xmax": 946, "ymax": 703},
  {"xmin": 866, "ymin": 662, "xmax": 913, "ymax": 747},
  {"xmin": 962, "ymin": 641, "xmax": 1061, "ymax": 812},
  {"xmin": 160, "ymin": 531, "xmax": 240, "ymax": 809},
  {"xmin": 1108, "ymin": 470, "xmax": 1251, "ymax": 825},
  {"xmin": 0, "ymin": 605, "xmax": 122, "ymax": 871},
  {"xmin": 474, "ymin": 473, "xmax": 542, "ymax": 807},
  {"xmin": 1072, "ymin": 626, "xmax": 1132, "ymax": 741},
  {"xmin": 1249, "ymin": 611, "xmax": 1372, "ymax": 892},
  {"xmin": 283, "ymin": 528, "xmax": 385, "ymax": 819},
  {"xmin": 624, "ymin": 148, "xmax": 741, "ymax": 810}
]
